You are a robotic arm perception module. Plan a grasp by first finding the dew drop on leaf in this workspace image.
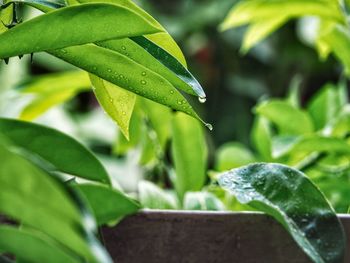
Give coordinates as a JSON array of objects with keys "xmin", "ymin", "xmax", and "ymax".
[{"xmin": 198, "ymin": 96, "xmax": 207, "ymax": 103}]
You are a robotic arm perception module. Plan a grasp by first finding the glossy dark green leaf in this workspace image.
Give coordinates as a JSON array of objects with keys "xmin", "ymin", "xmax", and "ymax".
[
  {"xmin": 171, "ymin": 112, "xmax": 208, "ymax": 199},
  {"xmin": 130, "ymin": 36, "xmax": 205, "ymax": 98},
  {"xmin": 0, "ymin": 226, "xmax": 79, "ymax": 263},
  {"xmin": 0, "ymin": 3, "xmax": 162, "ymax": 59},
  {"xmin": 218, "ymin": 163, "xmax": 345, "ymax": 263},
  {"xmin": 138, "ymin": 181, "xmax": 178, "ymax": 210},
  {"xmin": 0, "ymin": 142, "xmax": 111, "ymax": 262},
  {"xmin": 0, "ymin": 118, "xmax": 110, "ymax": 184},
  {"xmin": 73, "ymin": 184, "xmax": 140, "ymax": 225}
]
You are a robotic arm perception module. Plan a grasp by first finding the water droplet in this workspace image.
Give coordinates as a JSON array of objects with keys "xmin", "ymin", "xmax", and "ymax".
[
  {"xmin": 140, "ymin": 80, "xmax": 147, "ymax": 85},
  {"xmin": 205, "ymin": 123, "xmax": 213, "ymax": 131},
  {"xmin": 141, "ymin": 71, "xmax": 146, "ymax": 76},
  {"xmin": 107, "ymin": 69, "xmax": 112, "ymax": 73},
  {"xmin": 122, "ymin": 111, "xmax": 126, "ymax": 115},
  {"xmin": 121, "ymin": 46, "xmax": 126, "ymax": 50},
  {"xmin": 177, "ymin": 101, "xmax": 182, "ymax": 105},
  {"xmin": 109, "ymin": 98, "xmax": 114, "ymax": 103},
  {"xmin": 92, "ymin": 66, "xmax": 97, "ymax": 71},
  {"xmin": 61, "ymin": 49, "xmax": 67, "ymax": 54},
  {"xmin": 170, "ymin": 90, "xmax": 174, "ymax": 94},
  {"xmin": 198, "ymin": 96, "xmax": 206, "ymax": 103}
]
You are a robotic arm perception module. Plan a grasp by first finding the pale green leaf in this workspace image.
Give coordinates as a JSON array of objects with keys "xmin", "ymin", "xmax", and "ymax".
[
  {"xmin": 215, "ymin": 142, "xmax": 255, "ymax": 171},
  {"xmin": 90, "ymin": 75, "xmax": 136, "ymax": 140},
  {"xmin": 183, "ymin": 192, "xmax": 225, "ymax": 211},
  {"xmin": 171, "ymin": 112, "xmax": 207, "ymax": 199},
  {"xmin": 241, "ymin": 16, "xmax": 288, "ymax": 52},
  {"xmin": 138, "ymin": 181, "xmax": 178, "ymax": 210}
]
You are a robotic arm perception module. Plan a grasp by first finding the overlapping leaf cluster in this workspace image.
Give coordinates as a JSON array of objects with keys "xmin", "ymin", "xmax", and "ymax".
[
  {"xmin": 0, "ymin": 0, "xmax": 206, "ymax": 138},
  {"xmin": 221, "ymin": 0, "xmax": 350, "ymax": 74},
  {"xmin": 0, "ymin": 118, "xmax": 141, "ymax": 262}
]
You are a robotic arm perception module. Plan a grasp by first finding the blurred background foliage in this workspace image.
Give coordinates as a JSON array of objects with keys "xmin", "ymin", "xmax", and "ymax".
[{"xmin": 0, "ymin": 0, "xmax": 347, "ymax": 199}]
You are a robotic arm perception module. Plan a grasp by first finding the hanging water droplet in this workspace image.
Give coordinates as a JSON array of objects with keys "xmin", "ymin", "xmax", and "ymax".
[
  {"xmin": 140, "ymin": 80, "xmax": 147, "ymax": 85},
  {"xmin": 205, "ymin": 123, "xmax": 213, "ymax": 131},
  {"xmin": 198, "ymin": 96, "xmax": 206, "ymax": 103}
]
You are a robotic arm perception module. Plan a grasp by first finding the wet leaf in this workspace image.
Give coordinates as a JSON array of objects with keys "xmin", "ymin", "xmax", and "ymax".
[
  {"xmin": 49, "ymin": 45, "xmax": 202, "ymax": 121},
  {"xmin": 0, "ymin": 3, "xmax": 162, "ymax": 59},
  {"xmin": 218, "ymin": 163, "xmax": 345, "ymax": 263}
]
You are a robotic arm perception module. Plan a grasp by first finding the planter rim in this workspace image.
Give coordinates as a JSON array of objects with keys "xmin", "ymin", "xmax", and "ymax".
[{"xmin": 138, "ymin": 209, "xmax": 350, "ymax": 218}]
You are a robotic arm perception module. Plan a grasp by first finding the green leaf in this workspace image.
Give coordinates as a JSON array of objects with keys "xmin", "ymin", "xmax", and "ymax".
[
  {"xmin": 331, "ymin": 106, "xmax": 350, "ymax": 137},
  {"xmin": 319, "ymin": 24, "xmax": 350, "ymax": 74},
  {"xmin": 49, "ymin": 45, "xmax": 203, "ymax": 122},
  {"xmin": 73, "ymin": 184, "xmax": 140, "ymax": 225},
  {"xmin": 138, "ymin": 181, "xmax": 178, "ymax": 210},
  {"xmin": 183, "ymin": 192, "xmax": 225, "ymax": 211},
  {"xmin": 0, "ymin": 142, "xmax": 111, "ymax": 262},
  {"xmin": 19, "ymin": 71, "xmax": 90, "ymax": 120},
  {"xmin": 241, "ymin": 16, "xmax": 288, "ymax": 53},
  {"xmin": 0, "ymin": 118, "xmax": 110, "ymax": 184},
  {"xmin": 0, "ymin": 226, "xmax": 79, "ymax": 263},
  {"xmin": 89, "ymin": 75, "xmax": 136, "ymax": 140},
  {"xmin": 220, "ymin": 0, "xmax": 343, "ymax": 31},
  {"xmin": 283, "ymin": 135, "xmax": 350, "ymax": 157},
  {"xmin": 140, "ymin": 97, "xmax": 172, "ymax": 148},
  {"xmin": 251, "ymin": 116, "xmax": 272, "ymax": 160},
  {"xmin": 171, "ymin": 112, "xmax": 207, "ymax": 199},
  {"xmin": 307, "ymin": 83, "xmax": 343, "ymax": 130},
  {"xmin": 130, "ymin": 36, "xmax": 205, "ymax": 98},
  {"xmin": 218, "ymin": 163, "xmax": 345, "ymax": 263},
  {"xmin": 215, "ymin": 142, "xmax": 255, "ymax": 171},
  {"xmin": 0, "ymin": 3, "xmax": 162, "ymax": 59},
  {"xmin": 256, "ymin": 100, "xmax": 314, "ymax": 135}
]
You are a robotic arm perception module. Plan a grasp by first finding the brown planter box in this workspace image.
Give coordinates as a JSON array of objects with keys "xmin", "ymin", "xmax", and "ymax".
[{"xmin": 102, "ymin": 210, "xmax": 350, "ymax": 263}]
